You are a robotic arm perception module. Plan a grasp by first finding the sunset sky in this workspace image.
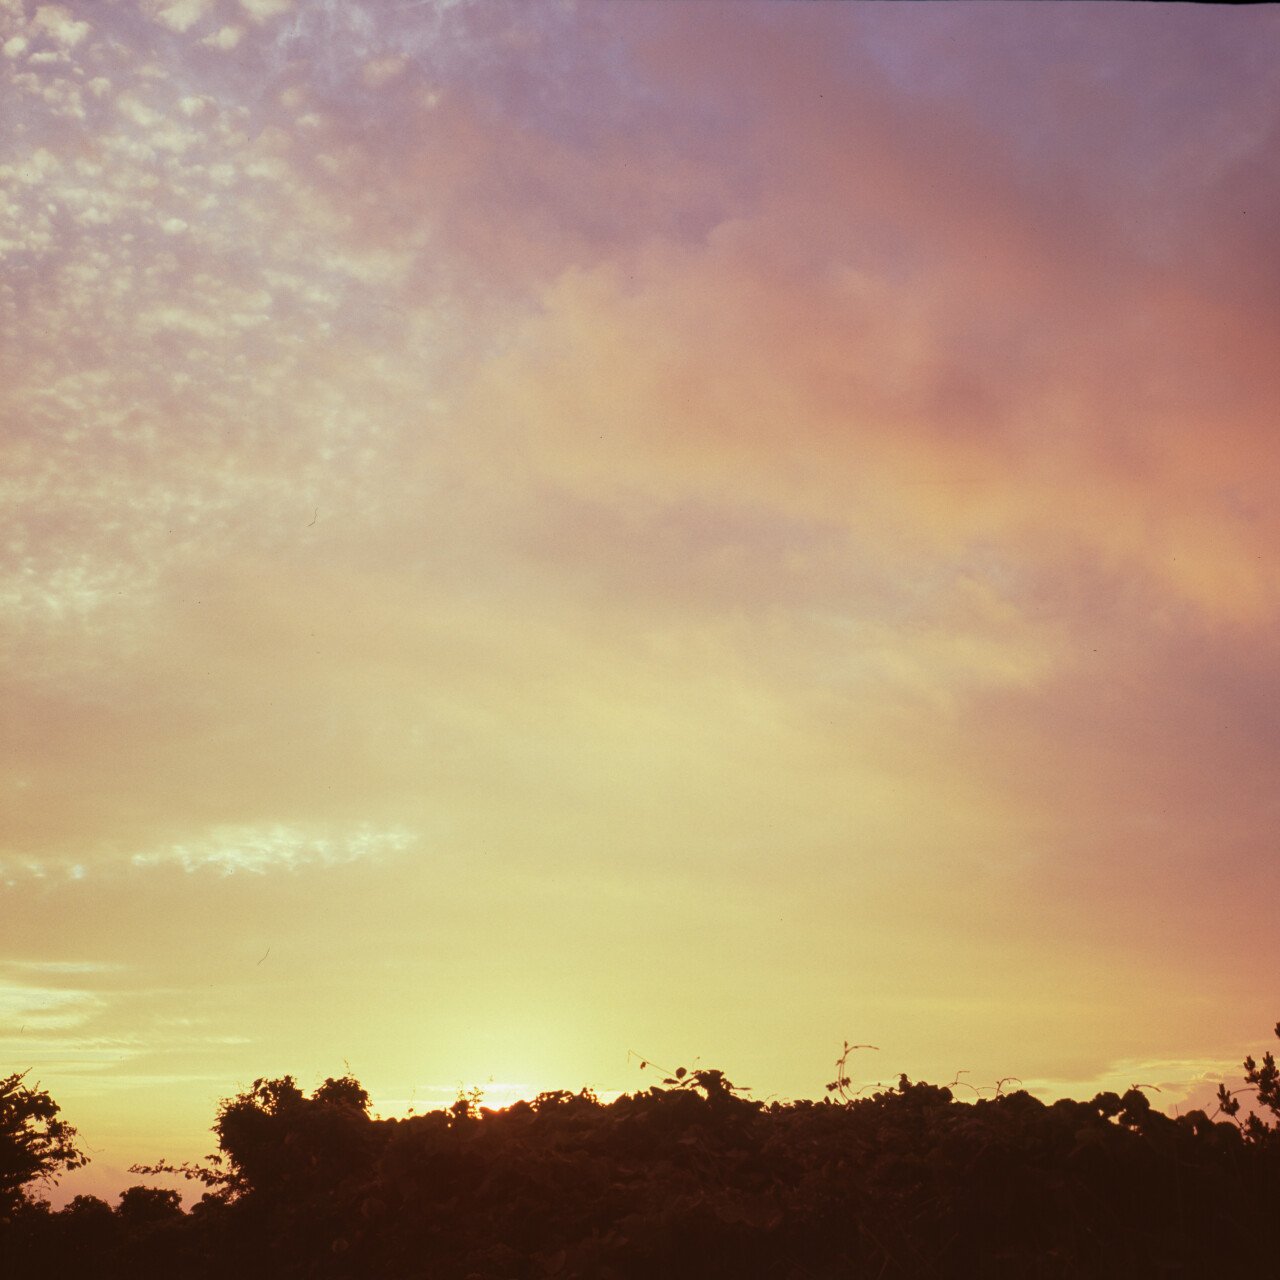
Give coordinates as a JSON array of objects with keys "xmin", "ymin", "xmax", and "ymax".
[{"xmin": 4, "ymin": 0, "xmax": 1280, "ymax": 1204}]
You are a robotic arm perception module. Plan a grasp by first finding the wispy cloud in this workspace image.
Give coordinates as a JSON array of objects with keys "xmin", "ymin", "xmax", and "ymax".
[
  {"xmin": 0, "ymin": 982, "xmax": 104, "ymax": 1032},
  {"xmin": 142, "ymin": 0, "xmax": 214, "ymax": 35},
  {"xmin": 4, "ymin": 960, "xmax": 124, "ymax": 976},
  {"xmin": 130, "ymin": 823, "xmax": 416, "ymax": 875}
]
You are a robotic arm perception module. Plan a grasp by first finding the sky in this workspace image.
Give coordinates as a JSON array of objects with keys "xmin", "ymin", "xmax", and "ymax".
[{"xmin": 3, "ymin": 0, "xmax": 1280, "ymax": 1205}]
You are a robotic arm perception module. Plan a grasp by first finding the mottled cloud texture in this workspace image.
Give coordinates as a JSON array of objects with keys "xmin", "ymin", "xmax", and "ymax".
[{"xmin": 2, "ymin": 0, "xmax": 1280, "ymax": 1202}]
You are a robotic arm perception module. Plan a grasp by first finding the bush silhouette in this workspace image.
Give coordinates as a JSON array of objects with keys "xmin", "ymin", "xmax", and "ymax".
[{"xmin": 3, "ymin": 1027, "xmax": 1280, "ymax": 1276}]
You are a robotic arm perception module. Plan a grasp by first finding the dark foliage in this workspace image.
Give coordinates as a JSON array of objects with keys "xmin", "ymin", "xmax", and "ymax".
[
  {"xmin": 4, "ymin": 1028, "xmax": 1280, "ymax": 1278},
  {"xmin": 0, "ymin": 1072, "xmax": 86, "ymax": 1216}
]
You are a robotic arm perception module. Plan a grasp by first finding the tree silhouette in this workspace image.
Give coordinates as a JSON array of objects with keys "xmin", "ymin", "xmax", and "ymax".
[
  {"xmin": 5, "ymin": 1032, "xmax": 1280, "ymax": 1277},
  {"xmin": 0, "ymin": 1072, "xmax": 87, "ymax": 1214},
  {"xmin": 1217, "ymin": 1020, "xmax": 1280, "ymax": 1143},
  {"xmin": 212, "ymin": 1073, "xmax": 374, "ymax": 1200}
]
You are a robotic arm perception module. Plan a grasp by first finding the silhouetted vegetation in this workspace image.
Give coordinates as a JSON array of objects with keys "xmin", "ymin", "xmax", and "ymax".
[
  {"xmin": 4, "ymin": 1026, "xmax": 1280, "ymax": 1277},
  {"xmin": 0, "ymin": 1072, "xmax": 86, "ymax": 1215}
]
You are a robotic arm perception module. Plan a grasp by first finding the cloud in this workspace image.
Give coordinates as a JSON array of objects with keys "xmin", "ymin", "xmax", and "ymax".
[
  {"xmin": 5, "ymin": 960, "xmax": 124, "ymax": 976},
  {"xmin": 129, "ymin": 824, "xmax": 416, "ymax": 875},
  {"xmin": 116, "ymin": 91, "xmax": 162, "ymax": 127},
  {"xmin": 201, "ymin": 25, "xmax": 243, "ymax": 51},
  {"xmin": 361, "ymin": 55, "xmax": 405, "ymax": 89},
  {"xmin": 143, "ymin": 0, "xmax": 213, "ymax": 35},
  {"xmin": 0, "ymin": 981, "xmax": 104, "ymax": 1032},
  {"xmin": 448, "ymin": 18, "xmax": 1280, "ymax": 623},
  {"xmin": 240, "ymin": 0, "xmax": 293, "ymax": 22},
  {"xmin": 1021, "ymin": 1056, "xmax": 1245, "ymax": 1113},
  {"xmin": 31, "ymin": 5, "xmax": 89, "ymax": 46}
]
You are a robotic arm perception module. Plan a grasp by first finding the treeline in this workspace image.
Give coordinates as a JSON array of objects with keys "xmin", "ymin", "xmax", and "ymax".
[{"xmin": 2, "ymin": 1029, "xmax": 1280, "ymax": 1278}]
